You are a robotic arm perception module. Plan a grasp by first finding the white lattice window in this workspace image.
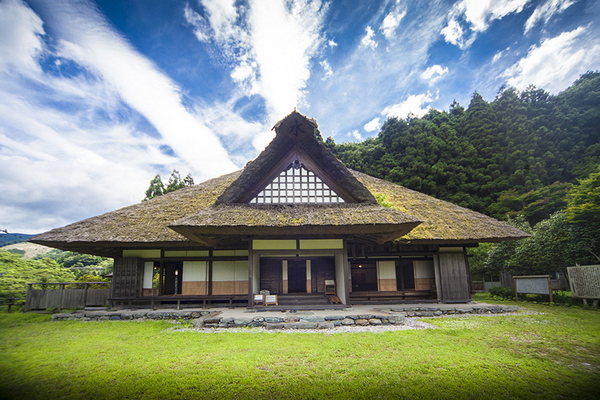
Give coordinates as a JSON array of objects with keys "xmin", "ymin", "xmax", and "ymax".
[{"xmin": 250, "ymin": 161, "xmax": 345, "ymax": 204}]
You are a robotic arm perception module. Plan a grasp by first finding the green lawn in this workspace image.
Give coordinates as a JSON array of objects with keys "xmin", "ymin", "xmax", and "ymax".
[{"xmin": 0, "ymin": 297, "xmax": 598, "ymax": 399}]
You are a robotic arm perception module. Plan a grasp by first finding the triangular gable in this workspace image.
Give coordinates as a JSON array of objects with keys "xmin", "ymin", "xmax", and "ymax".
[
  {"xmin": 215, "ymin": 111, "xmax": 377, "ymax": 205},
  {"xmin": 250, "ymin": 159, "xmax": 345, "ymax": 204}
]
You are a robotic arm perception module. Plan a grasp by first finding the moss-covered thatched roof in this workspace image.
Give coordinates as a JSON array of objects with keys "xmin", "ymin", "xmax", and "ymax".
[
  {"xmin": 353, "ymin": 171, "xmax": 528, "ymax": 243},
  {"xmin": 170, "ymin": 203, "xmax": 421, "ymax": 245},
  {"xmin": 31, "ymin": 168, "xmax": 528, "ymax": 256},
  {"xmin": 31, "ymin": 111, "xmax": 528, "ymax": 257}
]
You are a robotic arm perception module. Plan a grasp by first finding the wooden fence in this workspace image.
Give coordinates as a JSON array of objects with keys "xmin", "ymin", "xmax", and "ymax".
[
  {"xmin": 567, "ymin": 265, "xmax": 600, "ymax": 299},
  {"xmin": 26, "ymin": 282, "xmax": 110, "ymax": 310}
]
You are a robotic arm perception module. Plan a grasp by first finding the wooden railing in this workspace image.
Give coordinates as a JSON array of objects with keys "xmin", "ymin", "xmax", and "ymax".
[
  {"xmin": 0, "ymin": 297, "xmax": 26, "ymax": 313},
  {"xmin": 26, "ymin": 282, "xmax": 110, "ymax": 310}
]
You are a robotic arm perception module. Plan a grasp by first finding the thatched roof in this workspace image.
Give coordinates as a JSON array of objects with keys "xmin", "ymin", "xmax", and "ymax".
[
  {"xmin": 31, "ymin": 111, "xmax": 529, "ymax": 256},
  {"xmin": 353, "ymin": 171, "xmax": 528, "ymax": 244},
  {"xmin": 170, "ymin": 203, "xmax": 421, "ymax": 246},
  {"xmin": 31, "ymin": 168, "xmax": 528, "ymax": 256},
  {"xmin": 216, "ymin": 111, "xmax": 377, "ymax": 205}
]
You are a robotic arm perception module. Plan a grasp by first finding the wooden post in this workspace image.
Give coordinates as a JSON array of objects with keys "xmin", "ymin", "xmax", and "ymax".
[
  {"xmin": 25, "ymin": 283, "xmax": 32, "ymax": 311},
  {"xmin": 58, "ymin": 283, "xmax": 65, "ymax": 311},
  {"xmin": 83, "ymin": 282, "xmax": 90, "ymax": 309}
]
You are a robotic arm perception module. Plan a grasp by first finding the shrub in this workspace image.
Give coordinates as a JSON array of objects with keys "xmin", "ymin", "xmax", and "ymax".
[{"xmin": 489, "ymin": 286, "xmax": 515, "ymax": 299}]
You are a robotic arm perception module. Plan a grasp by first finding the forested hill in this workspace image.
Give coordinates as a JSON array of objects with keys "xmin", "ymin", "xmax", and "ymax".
[{"xmin": 328, "ymin": 71, "xmax": 600, "ymax": 223}]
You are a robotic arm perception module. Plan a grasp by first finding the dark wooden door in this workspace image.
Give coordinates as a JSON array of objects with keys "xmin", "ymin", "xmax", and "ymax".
[
  {"xmin": 162, "ymin": 262, "xmax": 182, "ymax": 295},
  {"xmin": 260, "ymin": 259, "xmax": 282, "ymax": 294},
  {"xmin": 351, "ymin": 263, "xmax": 377, "ymax": 291},
  {"xmin": 396, "ymin": 260, "xmax": 415, "ymax": 291},
  {"xmin": 288, "ymin": 260, "xmax": 306, "ymax": 293},
  {"xmin": 311, "ymin": 258, "xmax": 335, "ymax": 293}
]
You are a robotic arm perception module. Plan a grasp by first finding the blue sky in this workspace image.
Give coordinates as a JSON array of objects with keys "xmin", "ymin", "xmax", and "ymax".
[{"xmin": 1, "ymin": 0, "xmax": 599, "ymax": 234}]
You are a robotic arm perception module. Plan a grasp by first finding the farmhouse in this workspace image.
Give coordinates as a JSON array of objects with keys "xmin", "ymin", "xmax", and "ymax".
[{"xmin": 32, "ymin": 111, "xmax": 528, "ymax": 308}]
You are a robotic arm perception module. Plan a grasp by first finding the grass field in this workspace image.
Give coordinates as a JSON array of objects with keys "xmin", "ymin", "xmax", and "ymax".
[{"xmin": 0, "ymin": 295, "xmax": 598, "ymax": 399}]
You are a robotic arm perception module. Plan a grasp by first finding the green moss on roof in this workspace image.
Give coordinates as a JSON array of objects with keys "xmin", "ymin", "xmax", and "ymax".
[
  {"xmin": 352, "ymin": 171, "xmax": 528, "ymax": 243},
  {"xmin": 32, "ymin": 168, "xmax": 528, "ymax": 252}
]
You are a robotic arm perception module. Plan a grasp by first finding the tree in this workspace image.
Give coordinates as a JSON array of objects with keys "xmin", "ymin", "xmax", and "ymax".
[
  {"xmin": 144, "ymin": 174, "xmax": 165, "ymax": 201},
  {"xmin": 565, "ymin": 165, "xmax": 600, "ymax": 262},
  {"xmin": 36, "ymin": 250, "xmax": 113, "ymax": 277},
  {"xmin": 0, "ymin": 250, "xmax": 76, "ymax": 299},
  {"xmin": 143, "ymin": 170, "xmax": 194, "ymax": 201}
]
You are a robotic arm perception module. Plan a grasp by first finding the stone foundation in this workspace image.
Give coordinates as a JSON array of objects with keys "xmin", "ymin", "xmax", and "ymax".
[{"xmin": 50, "ymin": 304, "xmax": 519, "ymax": 328}]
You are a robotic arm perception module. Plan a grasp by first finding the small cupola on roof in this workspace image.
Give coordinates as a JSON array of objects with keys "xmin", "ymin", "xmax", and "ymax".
[{"xmin": 215, "ymin": 110, "xmax": 377, "ymax": 205}]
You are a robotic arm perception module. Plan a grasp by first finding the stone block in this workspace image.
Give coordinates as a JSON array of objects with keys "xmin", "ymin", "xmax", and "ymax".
[
  {"xmin": 283, "ymin": 322, "xmax": 318, "ymax": 329},
  {"xmin": 234, "ymin": 318, "xmax": 254, "ymax": 326},
  {"xmin": 324, "ymin": 315, "xmax": 345, "ymax": 321},
  {"xmin": 368, "ymin": 318, "xmax": 382, "ymax": 325},
  {"xmin": 300, "ymin": 316, "xmax": 325, "ymax": 323},
  {"xmin": 341, "ymin": 318, "xmax": 355, "ymax": 325},
  {"xmin": 355, "ymin": 319, "xmax": 369, "ymax": 326},
  {"xmin": 317, "ymin": 321, "xmax": 335, "ymax": 329},
  {"xmin": 415, "ymin": 311, "xmax": 434, "ymax": 317},
  {"xmin": 265, "ymin": 323, "xmax": 284, "ymax": 330},
  {"xmin": 192, "ymin": 318, "xmax": 205, "ymax": 329},
  {"xmin": 387, "ymin": 315, "xmax": 406, "ymax": 324},
  {"xmin": 264, "ymin": 317, "xmax": 284, "ymax": 323}
]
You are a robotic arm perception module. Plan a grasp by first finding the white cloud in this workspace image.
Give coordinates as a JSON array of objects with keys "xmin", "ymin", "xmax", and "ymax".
[
  {"xmin": 491, "ymin": 50, "xmax": 504, "ymax": 63},
  {"xmin": 349, "ymin": 129, "xmax": 362, "ymax": 141},
  {"xmin": 320, "ymin": 60, "xmax": 333, "ymax": 80},
  {"xmin": 361, "ymin": 26, "xmax": 378, "ymax": 49},
  {"xmin": 0, "ymin": 0, "xmax": 242, "ymax": 232},
  {"xmin": 380, "ymin": 6, "xmax": 406, "ymax": 40},
  {"xmin": 440, "ymin": 18, "xmax": 465, "ymax": 48},
  {"xmin": 187, "ymin": 0, "xmax": 328, "ymax": 151},
  {"xmin": 364, "ymin": 117, "xmax": 381, "ymax": 132},
  {"xmin": 0, "ymin": 0, "xmax": 44, "ymax": 74},
  {"xmin": 0, "ymin": 83, "xmax": 174, "ymax": 233},
  {"xmin": 247, "ymin": 0, "xmax": 327, "ymax": 145},
  {"xmin": 382, "ymin": 92, "xmax": 437, "ymax": 119},
  {"xmin": 502, "ymin": 26, "xmax": 600, "ymax": 93},
  {"xmin": 442, "ymin": 0, "xmax": 531, "ymax": 48},
  {"xmin": 421, "ymin": 65, "xmax": 449, "ymax": 85},
  {"xmin": 38, "ymin": 1, "xmax": 238, "ymax": 181},
  {"xmin": 524, "ymin": 0, "xmax": 575, "ymax": 34}
]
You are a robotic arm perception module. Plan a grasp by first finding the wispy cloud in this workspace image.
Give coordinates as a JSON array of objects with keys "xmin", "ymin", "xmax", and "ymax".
[
  {"xmin": 0, "ymin": 0, "xmax": 44, "ymax": 74},
  {"xmin": 0, "ymin": 0, "xmax": 238, "ymax": 232},
  {"xmin": 38, "ymin": 0, "xmax": 237, "ymax": 179},
  {"xmin": 382, "ymin": 91, "xmax": 438, "ymax": 120},
  {"xmin": 361, "ymin": 26, "xmax": 378, "ymax": 49},
  {"xmin": 442, "ymin": 0, "xmax": 532, "ymax": 49},
  {"xmin": 421, "ymin": 65, "xmax": 449, "ymax": 85},
  {"xmin": 524, "ymin": 0, "xmax": 575, "ymax": 34},
  {"xmin": 380, "ymin": 1, "xmax": 406, "ymax": 40},
  {"xmin": 185, "ymin": 0, "xmax": 329, "ymax": 150},
  {"xmin": 502, "ymin": 26, "xmax": 600, "ymax": 92}
]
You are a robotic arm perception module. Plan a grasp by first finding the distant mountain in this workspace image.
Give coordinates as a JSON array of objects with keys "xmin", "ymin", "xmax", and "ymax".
[
  {"xmin": 0, "ymin": 233, "xmax": 37, "ymax": 246},
  {"xmin": 2, "ymin": 242, "xmax": 54, "ymax": 259}
]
